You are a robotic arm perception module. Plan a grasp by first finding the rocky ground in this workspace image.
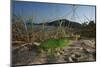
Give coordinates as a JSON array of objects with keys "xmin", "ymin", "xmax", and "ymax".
[{"xmin": 12, "ymin": 39, "xmax": 96, "ymax": 66}]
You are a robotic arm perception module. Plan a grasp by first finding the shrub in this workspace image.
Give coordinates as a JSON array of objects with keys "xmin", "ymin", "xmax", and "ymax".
[{"xmin": 39, "ymin": 38, "xmax": 70, "ymax": 57}]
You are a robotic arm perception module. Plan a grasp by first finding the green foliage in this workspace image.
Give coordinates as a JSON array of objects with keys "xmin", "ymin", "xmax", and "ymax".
[
  {"xmin": 39, "ymin": 38, "xmax": 70, "ymax": 58},
  {"xmin": 39, "ymin": 38, "xmax": 70, "ymax": 51},
  {"xmin": 81, "ymin": 21, "xmax": 96, "ymax": 38}
]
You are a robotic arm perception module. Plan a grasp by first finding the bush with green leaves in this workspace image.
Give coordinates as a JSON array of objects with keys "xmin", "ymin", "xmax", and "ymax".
[{"xmin": 39, "ymin": 38, "xmax": 70, "ymax": 58}]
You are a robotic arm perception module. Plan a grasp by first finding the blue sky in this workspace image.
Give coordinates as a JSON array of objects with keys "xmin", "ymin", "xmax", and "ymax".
[{"xmin": 12, "ymin": 1, "xmax": 96, "ymax": 24}]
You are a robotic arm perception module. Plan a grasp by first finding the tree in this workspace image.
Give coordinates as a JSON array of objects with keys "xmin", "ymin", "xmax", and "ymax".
[{"xmin": 81, "ymin": 21, "xmax": 96, "ymax": 38}]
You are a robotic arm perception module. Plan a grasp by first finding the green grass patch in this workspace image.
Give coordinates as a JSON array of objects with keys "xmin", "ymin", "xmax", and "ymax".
[{"xmin": 39, "ymin": 38, "xmax": 70, "ymax": 51}]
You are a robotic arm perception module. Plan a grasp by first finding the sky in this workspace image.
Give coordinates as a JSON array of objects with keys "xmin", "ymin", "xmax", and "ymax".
[{"xmin": 12, "ymin": 1, "xmax": 96, "ymax": 24}]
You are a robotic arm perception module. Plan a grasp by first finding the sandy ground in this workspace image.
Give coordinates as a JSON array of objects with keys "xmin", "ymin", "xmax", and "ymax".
[{"xmin": 12, "ymin": 39, "xmax": 96, "ymax": 66}]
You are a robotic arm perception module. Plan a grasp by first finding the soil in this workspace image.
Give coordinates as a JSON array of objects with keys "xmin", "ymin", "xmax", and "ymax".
[{"xmin": 12, "ymin": 39, "xmax": 96, "ymax": 66}]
